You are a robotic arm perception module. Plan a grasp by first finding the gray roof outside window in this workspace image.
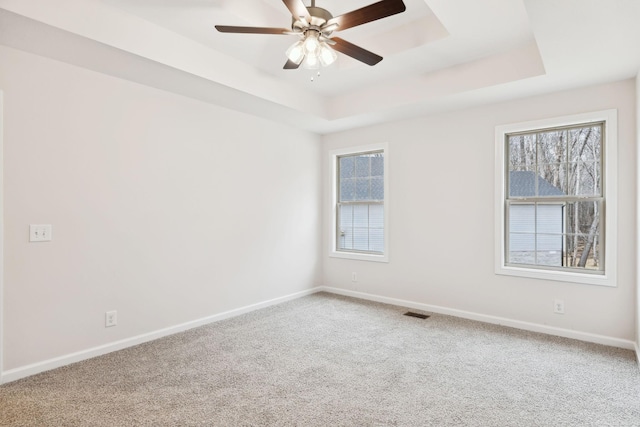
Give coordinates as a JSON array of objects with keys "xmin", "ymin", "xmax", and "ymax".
[{"xmin": 509, "ymin": 171, "xmax": 564, "ymax": 197}]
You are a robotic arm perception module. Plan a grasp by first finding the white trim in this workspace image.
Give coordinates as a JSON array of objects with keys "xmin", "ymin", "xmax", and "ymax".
[
  {"xmin": 0, "ymin": 92, "xmax": 4, "ymax": 384},
  {"xmin": 494, "ymin": 109, "xmax": 618, "ymax": 286},
  {"xmin": 0, "ymin": 287, "xmax": 319, "ymax": 384},
  {"xmin": 319, "ymin": 286, "xmax": 635, "ymax": 350},
  {"xmin": 2, "ymin": 285, "xmax": 635, "ymax": 383},
  {"xmin": 328, "ymin": 142, "xmax": 389, "ymax": 263},
  {"xmin": 636, "ymin": 72, "xmax": 640, "ymax": 371}
]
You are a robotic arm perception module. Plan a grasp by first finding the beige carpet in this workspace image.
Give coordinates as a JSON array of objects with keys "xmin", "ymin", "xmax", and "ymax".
[{"xmin": 1, "ymin": 292, "xmax": 639, "ymax": 426}]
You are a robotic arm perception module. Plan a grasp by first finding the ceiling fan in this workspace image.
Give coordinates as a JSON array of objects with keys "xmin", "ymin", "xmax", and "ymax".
[{"xmin": 215, "ymin": 0, "xmax": 407, "ymax": 70}]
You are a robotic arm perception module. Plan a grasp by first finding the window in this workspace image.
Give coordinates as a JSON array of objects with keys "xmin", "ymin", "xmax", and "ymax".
[
  {"xmin": 495, "ymin": 110, "xmax": 617, "ymax": 286},
  {"xmin": 330, "ymin": 143, "xmax": 388, "ymax": 262}
]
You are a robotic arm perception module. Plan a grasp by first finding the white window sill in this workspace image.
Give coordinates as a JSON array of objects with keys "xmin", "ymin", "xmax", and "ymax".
[
  {"xmin": 496, "ymin": 265, "xmax": 614, "ymax": 287},
  {"xmin": 330, "ymin": 250, "xmax": 389, "ymax": 263}
]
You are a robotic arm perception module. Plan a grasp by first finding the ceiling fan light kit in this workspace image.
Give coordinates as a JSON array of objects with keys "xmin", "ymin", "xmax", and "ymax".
[
  {"xmin": 286, "ymin": 30, "xmax": 338, "ymax": 69},
  {"xmin": 215, "ymin": 0, "xmax": 407, "ymax": 70}
]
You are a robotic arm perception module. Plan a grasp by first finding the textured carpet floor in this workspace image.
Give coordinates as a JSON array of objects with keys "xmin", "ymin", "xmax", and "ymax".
[{"xmin": 1, "ymin": 292, "xmax": 639, "ymax": 426}]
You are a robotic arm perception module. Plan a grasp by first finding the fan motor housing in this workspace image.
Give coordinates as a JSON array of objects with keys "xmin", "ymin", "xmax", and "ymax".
[{"xmin": 292, "ymin": 6, "xmax": 333, "ymax": 33}]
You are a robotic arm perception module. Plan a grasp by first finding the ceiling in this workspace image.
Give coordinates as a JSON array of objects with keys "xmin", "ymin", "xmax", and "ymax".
[{"xmin": 0, "ymin": 0, "xmax": 639, "ymax": 134}]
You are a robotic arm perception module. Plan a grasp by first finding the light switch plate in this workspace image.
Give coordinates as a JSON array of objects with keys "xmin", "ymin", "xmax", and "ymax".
[{"xmin": 29, "ymin": 224, "xmax": 52, "ymax": 242}]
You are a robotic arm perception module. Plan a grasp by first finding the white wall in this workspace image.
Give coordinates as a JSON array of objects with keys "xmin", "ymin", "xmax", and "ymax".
[
  {"xmin": 0, "ymin": 46, "xmax": 322, "ymax": 372},
  {"xmin": 323, "ymin": 79, "xmax": 636, "ymax": 343}
]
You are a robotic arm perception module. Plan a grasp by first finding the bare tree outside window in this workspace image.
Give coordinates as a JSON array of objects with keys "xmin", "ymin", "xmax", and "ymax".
[{"xmin": 506, "ymin": 123, "xmax": 603, "ymax": 272}]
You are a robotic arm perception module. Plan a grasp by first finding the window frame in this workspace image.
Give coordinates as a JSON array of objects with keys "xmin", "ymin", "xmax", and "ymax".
[
  {"xmin": 494, "ymin": 110, "xmax": 617, "ymax": 286},
  {"xmin": 329, "ymin": 143, "xmax": 389, "ymax": 263}
]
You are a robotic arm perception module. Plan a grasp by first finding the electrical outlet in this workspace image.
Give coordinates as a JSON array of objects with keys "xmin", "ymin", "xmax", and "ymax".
[
  {"xmin": 105, "ymin": 310, "xmax": 117, "ymax": 327},
  {"xmin": 554, "ymin": 299, "xmax": 565, "ymax": 314},
  {"xmin": 351, "ymin": 272, "xmax": 357, "ymax": 282}
]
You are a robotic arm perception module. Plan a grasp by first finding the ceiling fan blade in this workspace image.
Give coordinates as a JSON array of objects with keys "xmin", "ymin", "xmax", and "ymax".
[
  {"xmin": 215, "ymin": 25, "xmax": 291, "ymax": 34},
  {"xmin": 282, "ymin": 0, "xmax": 311, "ymax": 21},
  {"xmin": 331, "ymin": 37, "xmax": 383, "ymax": 66},
  {"xmin": 326, "ymin": 0, "xmax": 406, "ymax": 31},
  {"xmin": 283, "ymin": 59, "xmax": 301, "ymax": 70}
]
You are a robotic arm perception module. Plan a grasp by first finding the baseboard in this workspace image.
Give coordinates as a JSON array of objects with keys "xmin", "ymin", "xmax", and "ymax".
[
  {"xmin": 2, "ymin": 286, "xmax": 635, "ymax": 384},
  {"xmin": 0, "ymin": 287, "xmax": 321, "ymax": 384},
  {"xmin": 319, "ymin": 286, "xmax": 636, "ymax": 351}
]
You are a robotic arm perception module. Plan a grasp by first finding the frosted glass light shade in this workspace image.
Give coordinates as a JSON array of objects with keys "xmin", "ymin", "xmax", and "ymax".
[
  {"xmin": 319, "ymin": 43, "xmax": 337, "ymax": 67},
  {"xmin": 303, "ymin": 53, "xmax": 320, "ymax": 69},
  {"xmin": 286, "ymin": 41, "xmax": 305, "ymax": 64},
  {"xmin": 303, "ymin": 31, "xmax": 320, "ymax": 53}
]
